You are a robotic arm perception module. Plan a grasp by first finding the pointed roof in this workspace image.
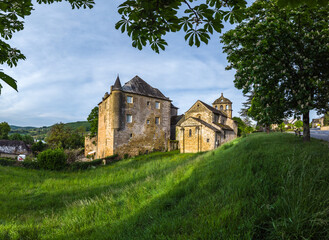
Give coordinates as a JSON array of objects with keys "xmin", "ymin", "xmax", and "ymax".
[
  {"xmin": 213, "ymin": 93, "xmax": 232, "ymax": 105},
  {"xmin": 121, "ymin": 75, "xmax": 169, "ymax": 100},
  {"xmin": 198, "ymin": 100, "xmax": 227, "ymax": 117},
  {"xmin": 112, "ymin": 75, "xmax": 122, "ymax": 90}
]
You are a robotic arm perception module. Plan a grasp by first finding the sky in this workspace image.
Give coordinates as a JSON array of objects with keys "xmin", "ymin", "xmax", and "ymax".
[{"xmin": 0, "ymin": 1, "xmax": 320, "ymax": 127}]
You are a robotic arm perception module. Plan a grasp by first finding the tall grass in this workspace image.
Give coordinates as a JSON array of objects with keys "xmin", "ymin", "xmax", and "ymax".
[{"xmin": 0, "ymin": 133, "xmax": 328, "ymax": 239}]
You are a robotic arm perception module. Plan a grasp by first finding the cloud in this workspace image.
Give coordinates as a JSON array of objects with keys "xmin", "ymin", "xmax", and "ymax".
[{"xmin": 1, "ymin": 1, "xmax": 249, "ymax": 127}]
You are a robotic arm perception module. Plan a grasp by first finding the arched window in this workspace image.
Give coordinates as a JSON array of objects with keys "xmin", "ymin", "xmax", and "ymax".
[
  {"xmin": 215, "ymin": 106, "xmax": 218, "ymax": 109},
  {"xmin": 226, "ymin": 105, "xmax": 229, "ymax": 110},
  {"xmin": 220, "ymin": 105, "xmax": 223, "ymax": 110},
  {"xmin": 189, "ymin": 129, "xmax": 192, "ymax": 137}
]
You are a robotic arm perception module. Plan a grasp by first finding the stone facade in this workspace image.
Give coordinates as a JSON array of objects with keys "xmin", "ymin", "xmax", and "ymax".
[
  {"xmin": 0, "ymin": 140, "xmax": 31, "ymax": 158},
  {"xmin": 94, "ymin": 75, "xmax": 175, "ymax": 158},
  {"xmin": 176, "ymin": 94, "xmax": 237, "ymax": 153}
]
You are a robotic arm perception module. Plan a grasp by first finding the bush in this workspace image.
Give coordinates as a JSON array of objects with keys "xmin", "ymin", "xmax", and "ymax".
[
  {"xmin": 65, "ymin": 149, "xmax": 84, "ymax": 164},
  {"xmin": 21, "ymin": 160, "xmax": 40, "ymax": 169},
  {"xmin": 0, "ymin": 157, "xmax": 16, "ymax": 166},
  {"xmin": 104, "ymin": 154, "xmax": 119, "ymax": 163},
  {"xmin": 70, "ymin": 159, "xmax": 103, "ymax": 171},
  {"xmin": 37, "ymin": 149, "xmax": 67, "ymax": 170}
]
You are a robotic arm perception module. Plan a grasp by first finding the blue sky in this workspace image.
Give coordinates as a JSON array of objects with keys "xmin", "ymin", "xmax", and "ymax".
[{"xmin": 0, "ymin": 1, "xmax": 320, "ymax": 127}]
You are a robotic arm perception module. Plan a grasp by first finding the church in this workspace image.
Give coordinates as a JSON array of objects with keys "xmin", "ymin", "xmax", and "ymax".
[
  {"xmin": 85, "ymin": 76, "xmax": 237, "ymax": 158},
  {"xmin": 175, "ymin": 94, "xmax": 237, "ymax": 153}
]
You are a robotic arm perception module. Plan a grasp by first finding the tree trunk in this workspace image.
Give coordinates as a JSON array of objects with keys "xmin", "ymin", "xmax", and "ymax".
[
  {"xmin": 303, "ymin": 111, "xmax": 310, "ymax": 142},
  {"xmin": 266, "ymin": 125, "xmax": 270, "ymax": 134}
]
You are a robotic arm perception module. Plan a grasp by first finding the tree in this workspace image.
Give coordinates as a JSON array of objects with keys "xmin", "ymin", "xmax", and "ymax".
[
  {"xmin": 324, "ymin": 112, "xmax": 329, "ymax": 126},
  {"xmin": 9, "ymin": 133, "xmax": 34, "ymax": 144},
  {"xmin": 0, "ymin": 0, "xmax": 94, "ymax": 94},
  {"xmin": 221, "ymin": 0, "xmax": 329, "ymax": 141},
  {"xmin": 294, "ymin": 120, "xmax": 303, "ymax": 130},
  {"xmin": 87, "ymin": 106, "xmax": 99, "ymax": 137},
  {"xmin": 115, "ymin": 0, "xmax": 328, "ymax": 53},
  {"xmin": 0, "ymin": 122, "xmax": 10, "ymax": 139},
  {"xmin": 46, "ymin": 123, "xmax": 84, "ymax": 149}
]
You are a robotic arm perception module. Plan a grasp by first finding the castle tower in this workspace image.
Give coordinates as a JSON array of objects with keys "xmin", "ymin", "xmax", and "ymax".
[
  {"xmin": 212, "ymin": 93, "xmax": 233, "ymax": 118},
  {"xmin": 111, "ymin": 75, "xmax": 122, "ymax": 129}
]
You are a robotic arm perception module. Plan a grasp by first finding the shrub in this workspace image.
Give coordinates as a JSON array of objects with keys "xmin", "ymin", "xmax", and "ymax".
[
  {"xmin": 65, "ymin": 149, "xmax": 84, "ymax": 164},
  {"xmin": 21, "ymin": 160, "xmax": 40, "ymax": 169},
  {"xmin": 0, "ymin": 157, "xmax": 16, "ymax": 166},
  {"xmin": 37, "ymin": 149, "xmax": 67, "ymax": 170},
  {"xmin": 124, "ymin": 153, "xmax": 129, "ymax": 159},
  {"xmin": 70, "ymin": 159, "xmax": 103, "ymax": 171},
  {"xmin": 104, "ymin": 154, "xmax": 119, "ymax": 163}
]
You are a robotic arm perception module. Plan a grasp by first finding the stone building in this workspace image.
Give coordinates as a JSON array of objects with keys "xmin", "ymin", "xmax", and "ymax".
[
  {"xmin": 92, "ymin": 75, "xmax": 177, "ymax": 158},
  {"xmin": 176, "ymin": 94, "xmax": 237, "ymax": 153},
  {"xmin": 0, "ymin": 140, "xmax": 31, "ymax": 158}
]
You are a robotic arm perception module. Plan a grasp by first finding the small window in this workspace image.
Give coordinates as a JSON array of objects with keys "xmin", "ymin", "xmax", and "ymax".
[
  {"xmin": 155, "ymin": 101, "xmax": 160, "ymax": 109},
  {"xmin": 224, "ymin": 131, "xmax": 226, "ymax": 139},
  {"xmin": 207, "ymin": 139, "xmax": 209, "ymax": 143},
  {"xmin": 147, "ymin": 101, "xmax": 150, "ymax": 106},
  {"xmin": 215, "ymin": 106, "xmax": 218, "ymax": 109},
  {"xmin": 155, "ymin": 117, "xmax": 160, "ymax": 125},
  {"xmin": 126, "ymin": 114, "xmax": 132, "ymax": 123},
  {"xmin": 147, "ymin": 119, "xmax": 150, "ymax": 124},
  {"xmin": 127, "ymin": 96, "xmax": 133, "ymax": 103},
  {"xmin": 130, "ymin": 133, "xmax": 133, "ymax": 138},
  {"xmin": 226, "ymin": 105, "xmax": 228, "ymax": 110},
  {"xmin": 220, "ymin": 105, "xmax": 223, "ymax": 110},
  {"xmin": 189, "ymin": 129, "xmax": 192, "ymax": 137},
  {"xmin": 222, "ymin": 120, "xmax": 225, "ymax": 124}
]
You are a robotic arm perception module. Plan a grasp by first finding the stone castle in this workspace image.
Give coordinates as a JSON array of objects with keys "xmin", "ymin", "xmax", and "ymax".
[{"xmin": 85, "ymin": 76, "xmax": 237, "ymax": 158}]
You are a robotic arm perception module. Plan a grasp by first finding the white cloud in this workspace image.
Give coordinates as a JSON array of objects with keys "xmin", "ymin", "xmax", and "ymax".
[{"xmin": 0, "ymin": 1, "xmax": 249, "ymax": 127}]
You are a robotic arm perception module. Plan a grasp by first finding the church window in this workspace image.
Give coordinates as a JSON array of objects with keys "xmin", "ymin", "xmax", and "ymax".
[
  {"xmin": 220, "ymin": 105, "xmax": 223, "ymax": 110},
  {"xmin": 130, "ymin": 133, "xmax": 133, "ymax": 138},
  {"xmin": 215, "ymin": 106, "xmax": 218, "ymax": 109},
  {"xmin": 189, "ymin": 129, "xmax": 192, "ymax": 137},
  {"xmin": 226, "ymin": 105, "xmax": 228, "ymax": 110},
  {"xmin": 155, "ymin": 117, "xmax": 160, "ymax": 125},
  {"xmin": 127, "ymin": 96, "xmax": 133, "ymax": 103},
  {"xmin": 147, "ymin": 119, "xmax": 150, "ymax": 124},
  {"xmin": 207, "ymin": 139, "xmax": 209, "ymax": 143},
  {"xmin": 126, "ymin": 114, "xmax": 132, "ymax": 123},
  {"xmin": 155, "ymin": 101, "xmax": 160, "ymax": 109}
]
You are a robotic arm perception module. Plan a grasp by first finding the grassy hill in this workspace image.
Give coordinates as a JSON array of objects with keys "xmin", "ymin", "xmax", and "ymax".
[
  {"xmin": 9, "ymin": 121, "xmax": 91, "ymax": 140},
  {"xmin": 0, "ymin": 133, "xmax": 328, "ymax": 239}
]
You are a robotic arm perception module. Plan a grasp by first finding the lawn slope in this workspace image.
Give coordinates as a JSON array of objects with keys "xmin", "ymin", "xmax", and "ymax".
[{"xmin": 0, "ymin": 133, "xmax": 328, "ymax": 240}]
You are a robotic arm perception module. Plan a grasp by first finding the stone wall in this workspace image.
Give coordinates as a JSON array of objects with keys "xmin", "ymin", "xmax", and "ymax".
[
  {"xmin": 114, "ymin": 92, "xmax": 171, "ymax": 157},
  {"xmin": 84, "ymin": 136, "xmax": 97, "ymax": 157},
  {"xmin": 178, "ymin": 118, "xmax": 217, "ymax": 153}
]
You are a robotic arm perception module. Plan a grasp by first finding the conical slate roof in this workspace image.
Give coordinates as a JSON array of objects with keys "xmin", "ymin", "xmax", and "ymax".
[
  {"xmin": 213, "ymin": 93, "xmax": 232, "ymax": 104},
  {"xmin": 121, "ymin": 75, "xmax": 169, "ymax": 100},
  {"xmin": 112, "ymin": 75, "xmax": 122, "ymax": 90}
]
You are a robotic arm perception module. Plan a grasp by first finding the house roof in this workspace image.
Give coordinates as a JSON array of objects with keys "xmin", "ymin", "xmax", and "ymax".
[
  {"xmin": 171, "ymin": 103, "xmax": 179, "ymax": 109},
  {"xmin": 190, "ymin": 117, "xmax": 221, "ymax": 133},
  {"xmin": 213, "ymin": 93, "xmax": 232, "ymax": 105},
  {"xmin": 175, "ymin": 114, "xmax": 185, "ymax": 126},
  {"xmin": 112, "ymin": 75, "xmax": 122, "ymax": 90},
  {"xmin": 171, "ymin": 114, "xmax": 184, "ymax": 126},
  {"xmin": 122, "ymin": 75, "xmax": 170, "ymax": 100},
  {"xmin": 199, "ymin": 100, "xmax": 227, "ymax": 117},
  {"xmin": 0, "ymin": 140, "xmax": 31, "ymax": 154},
  {"xmin": 212, "ymin": 122, "xmax": 234, "ymax": 131}
]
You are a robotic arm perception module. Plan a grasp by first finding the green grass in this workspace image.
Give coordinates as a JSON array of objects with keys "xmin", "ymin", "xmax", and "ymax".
[{"xmin": 0, "ymin": 133, "xmax": 328, "ymax": 239}]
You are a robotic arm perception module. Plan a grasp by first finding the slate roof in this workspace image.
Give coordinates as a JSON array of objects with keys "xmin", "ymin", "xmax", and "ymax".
[
  {"xmin": 122, "ymin": 75, "xmax": 169, "ymax": 100},
  {"xmin": 175, "ymin": 114, "xmax": 185, "ymax": 126},
  {"xmin": 171, "ymin": 103, "xmax": 179, "ymax": 109},
  {"xmin": 171, "ymin": 114, "xmax": 184, "ymax": 126},
  {"xmin": 212, "ymin": 122, "xmax": 234, "ymax": 131},
  {"xmin": 0, "ymin": 140, "xmax": 31, "ymax": 154},
  {"xmin": 191, "ymin": 117, "xmax": 221, "ymax": 133},
  {"xmin": 199, "ymin": 100, "xmax": 227, "ymax": 117},
  {"xmin": 112, "ymin": 75, "xmax": 122, "ymax": 90},
  {"xmin": 213, "ymin": 93, "xmax": 232, "ymax": 104}
]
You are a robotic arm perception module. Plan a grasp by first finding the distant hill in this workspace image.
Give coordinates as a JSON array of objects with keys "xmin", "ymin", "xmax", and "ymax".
[{"xmin": 9, "ymin": 121, "xmax": 91, "ymax": 140}]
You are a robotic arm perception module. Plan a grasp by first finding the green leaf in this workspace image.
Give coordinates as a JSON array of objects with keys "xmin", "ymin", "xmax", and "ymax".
[{"xmin": 0, "ymin": 72, "xmax": 18, "ymax": 93}]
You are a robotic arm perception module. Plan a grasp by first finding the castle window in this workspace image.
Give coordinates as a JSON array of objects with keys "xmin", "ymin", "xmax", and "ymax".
[
  {"xmin": 155, "ymin": 117, "xmax": 160, "ymax": 125},
  {"xmin": 126, "ymin": 114, "xmax": 132, "ymax": 123},
  {"xmin": 127, "ymin": 96, "xmax": 133, "ymax": 103},
  {"xmin": 147, "ymin": 119, "xmax": 150, "ymax": 124},
  {"xmin": 147, "ymin": 101, "xmax": 150, "ymax": 106},
  {"xmin": 220, "ymin": 105, "xmax": 223, "ymax": 110},
  {"xmin": 189, "ymin": 129, "xmax": 192, "ymax": 137},
  {"xmin": 155, "ymin": 101, "xmax": 160, "ymax": 109}
]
